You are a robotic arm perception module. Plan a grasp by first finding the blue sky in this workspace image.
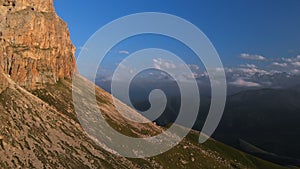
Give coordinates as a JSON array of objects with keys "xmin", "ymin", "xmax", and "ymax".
[{"xmin": 54, "ymin": 0, "xmax": 300, "ymax": 87}]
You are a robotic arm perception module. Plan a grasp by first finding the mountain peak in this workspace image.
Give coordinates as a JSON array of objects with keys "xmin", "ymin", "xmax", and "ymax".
[
  {"xmin": 1, "ymin": 0, "xmax": 54, "ymax": 12},
  {"xmin": 0, "ymin": 0, "xmax": 76, "ymax": 90}
]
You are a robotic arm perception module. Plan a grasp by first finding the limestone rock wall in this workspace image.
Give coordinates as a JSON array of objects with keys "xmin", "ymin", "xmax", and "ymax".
[{"xmin": 0, "ymin": 0, "xmax": 76, "ymax": 90}]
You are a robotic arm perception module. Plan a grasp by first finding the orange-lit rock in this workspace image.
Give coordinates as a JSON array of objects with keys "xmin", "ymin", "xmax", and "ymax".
[{"xmin": 0, "ymin": 0, "xmax": 76, "ymax": 90}]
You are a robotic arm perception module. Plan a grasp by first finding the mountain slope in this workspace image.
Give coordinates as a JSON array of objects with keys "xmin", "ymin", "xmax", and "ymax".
[
  {"xmin": 0, "ymin": 71, "xmax": 288, "ymax": 168},
  {"xmin": 0, "ymin": 72, "xmax": 141, "ymax": 168},
  {"xmin": 29, "ymin": 76, "xmax": 288, "ymax": 169}
]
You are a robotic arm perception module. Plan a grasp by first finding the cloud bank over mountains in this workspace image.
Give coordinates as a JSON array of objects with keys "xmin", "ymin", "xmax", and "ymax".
[{"xmin": 96, "ymin": 53, "xmax": 300, "ymax": 93}]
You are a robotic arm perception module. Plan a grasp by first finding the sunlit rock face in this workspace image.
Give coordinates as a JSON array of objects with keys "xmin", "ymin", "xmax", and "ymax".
[{"xmin": 0, "ymin": 0, "xmax": 76, "ymax": 90}]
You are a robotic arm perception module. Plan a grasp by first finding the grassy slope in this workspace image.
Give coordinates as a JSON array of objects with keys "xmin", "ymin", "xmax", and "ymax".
[
  {"xmin": 31, "ymin": 79, "xmax": 288, "ymax": 169},
  {"xmin": 0, "ymin": 83, "xmax": 139, "ymax": 168}
]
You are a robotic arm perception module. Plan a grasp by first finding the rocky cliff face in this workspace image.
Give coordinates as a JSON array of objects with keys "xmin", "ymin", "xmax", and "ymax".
[{"xmin": 0, "ymin": 0, "xmax": 76, "ymax": 90}]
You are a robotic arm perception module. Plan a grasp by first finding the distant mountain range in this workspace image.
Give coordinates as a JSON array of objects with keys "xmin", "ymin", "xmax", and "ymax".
[{"xmin": 215, "ymin": 86, "xmax": 300, "ymax": 166}]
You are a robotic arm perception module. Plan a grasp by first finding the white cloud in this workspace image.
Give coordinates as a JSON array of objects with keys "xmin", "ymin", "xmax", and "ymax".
[
  {"xmin": 281, "ymin": 57, "xmax": 293, "ymax": 63},
  {"xmin": 292, "ymin": 62, "xmax": 300, "ymax": 67},
  {"xmin": 116, "ymin": 63, "xmax": 135, "ymax": 75},
  {"xmin": 118, "ymin": 50, "xmax": 130, "ymax": 55},
  {"xmin": 272, "ymin": 62, "xmax": 288, "ymax": 67},
  {"xmin": 230, "ymin": 79, "xmax": 261, "ymax": 87},
  {"xmin": 237, "ymin": 67, "xmax": 269, "ymax": 75},
  {"xmin": 240, "ymin": 64, "xmax": 257, "ymax": 68},
  {"xmin": 215, "ymin": 67, "xmax": 225, "ymax": 72},
  {"xmin": 200, "ymin": 71, "xmax": 209, "ymax": 77},
  {"xmin": 281, "ymin": 55, "xmax": 300, "ymax": 63},
  {"xmin": 291, "ymin": 69, "xmax": 300, "ymax": 75},
  {"xmin": 240, "ymin": 53, "xmax": 266, "ymax": 61},
  {"xmin": 225, "ymin": 68, "xmax": 234, "ymax": 73},
  {"xmin": 153, "ymin": 58, "xmax": 176, "ymax": 70},
  {"xmin": 188, "ymin": 64, "xmax": 200, "ymax": 70}
]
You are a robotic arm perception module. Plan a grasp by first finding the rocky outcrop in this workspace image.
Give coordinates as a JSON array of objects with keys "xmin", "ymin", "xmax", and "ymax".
[{"xmin": 0, "ymin": 0, "xmax": 76, "ymax": 90}]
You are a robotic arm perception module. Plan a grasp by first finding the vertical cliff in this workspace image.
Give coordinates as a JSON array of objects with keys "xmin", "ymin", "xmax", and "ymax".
[{"xmin": 0, "ymin": 0, "xmax": 76, "ymax": 90}]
